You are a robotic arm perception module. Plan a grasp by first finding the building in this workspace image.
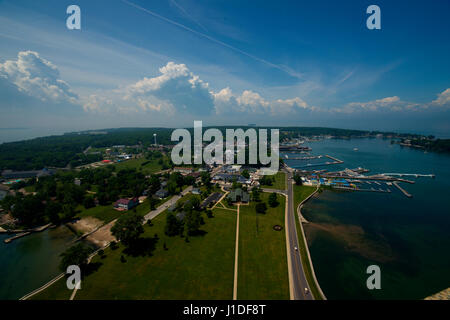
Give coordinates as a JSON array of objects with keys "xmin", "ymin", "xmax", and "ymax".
[
  {"xmin": 173, "ymin": 167, "xmax": 193, "ymax": 174},
  {"xmin": 113, "ymin": 198, "xmax": 139, "ymax": 211},
  {"xmin": 155, "ymin": 188, "xmax": 169, "ymax": 199},
  {"xmin": 227, "ymin": 188, "xmax": 250, "ymax": 203},
  {"xmin": 191, "ymin": 188, "xmax": 201, "ymax": 195},
  {"xmin": 200, "ymin": 192, "xmax": 223, "ymax": 209},
  {"xmin": 1, "ymin": 168, "xmax": 55, "ymax": 179}
]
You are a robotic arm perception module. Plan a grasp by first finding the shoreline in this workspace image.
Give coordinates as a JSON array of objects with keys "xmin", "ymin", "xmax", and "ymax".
[{"xmin": 295, "ymin": 185, "xmax": 327, "ymax": 300}]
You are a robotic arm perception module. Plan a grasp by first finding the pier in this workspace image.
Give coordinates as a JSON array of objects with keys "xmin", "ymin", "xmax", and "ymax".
[
  {"xmin": 382, "ymin": 173, "xmax": 435, "ymax": 178},
  {"xmin": 393, "ymin": 181, "xmax": 412, "ymax": 198},
  {"xmin": 332, "ymin": 186, "xmax": 391, "ymax": 193},
  {"xmin": 284, "ymin": 155, "xmax": 322, "ymax": 160},
  {"xmin": 1, "ymin": 223, "xmax": 52, "ymax": 243},
  {"xmin": 3, "ymin": 232, "xmax": 31, "ymax": 243},
  {"xmin": 293, "ymin": 155, "xmax": 344, "ymax": 168}
]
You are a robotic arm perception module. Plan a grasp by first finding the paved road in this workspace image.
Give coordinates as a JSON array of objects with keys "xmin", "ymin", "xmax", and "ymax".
[
  {"xmin": 285, "ymin": 169, "xmax": 313, "ymax": 300},
  {"xmin": 143, "ymin": 186, "xmax": 193, "ymax": 222}
]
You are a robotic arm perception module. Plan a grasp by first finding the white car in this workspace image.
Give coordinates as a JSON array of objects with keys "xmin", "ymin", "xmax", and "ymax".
[
  {"xmin": 294, "ymin": 246, "xmax": 298, "ymax": 251},
  {"xmin": 305, "ymin": 288, "xmax": 309, "ymax": 294}
]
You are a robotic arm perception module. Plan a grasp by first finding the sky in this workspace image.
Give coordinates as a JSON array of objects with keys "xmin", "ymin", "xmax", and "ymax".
[{"xmin": 0, "ymin": 0, "xmax": 449, "ymax": 142}]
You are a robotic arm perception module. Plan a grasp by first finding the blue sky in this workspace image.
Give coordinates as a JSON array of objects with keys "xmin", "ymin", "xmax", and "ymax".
[{"xmin": 0, "ymin": 0, "xmax": 449, "ymax": 140}]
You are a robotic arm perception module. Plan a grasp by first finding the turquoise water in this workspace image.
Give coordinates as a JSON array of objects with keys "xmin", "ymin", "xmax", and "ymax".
[
  {"xmin": 0, "ymin": 226, "xmax": 77, "ymax": 300},
  {"xmin": 286, "ymin": 138, "xmax": 450, "ymax": 299}
]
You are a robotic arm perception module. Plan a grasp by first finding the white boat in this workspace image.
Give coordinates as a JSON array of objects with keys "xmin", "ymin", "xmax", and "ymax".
[{"xmin": 353, "ymin": 148, "xmax": 358, "ymax": 151}]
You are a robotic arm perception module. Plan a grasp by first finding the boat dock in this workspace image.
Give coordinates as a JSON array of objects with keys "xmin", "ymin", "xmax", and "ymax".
[
  {"xmin": 393, "ymin": 181, "xmax": 412, "ymax": 198},
  {"xmin": 3, "ymin": 232, "xmax": 31, "ymax": 243},
  {"xmin": 1, "ymin": 223, "xmax": 52, "ymax": 243},
  {"xmin": 332, "ymin": 186, "xmax": 391, "ymax": 193},
  {"xmin": 294, "ymin": 154, "xmax": 344, "ymax": 168}
]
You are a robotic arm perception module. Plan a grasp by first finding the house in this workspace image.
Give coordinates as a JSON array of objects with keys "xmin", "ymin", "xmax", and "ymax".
[
  {"xmin": 173, "ymin": 167, "xmax": 193, "ymax": 174},
  {"xmin": 236, "ymin": 175, "xmax": 251, "ymax": 185},
  {"xmin": 212, "ymin": 173, "xmax": 236, "ymax": 183},
  {"xmin": 155, "ymin": 188, "xmax": 169, "ymax": 199},
  {"xmin": 187, "ymin": 171, "xmax": 201, "ymax": 179},
  {"xmin": 227, "ymin": 188, "xmax": 250, "ymax": 203},
  {"xmin": 113, "ymin": 198, "xmax": 139, "ymax": 211},
  {"xmin": 200, "ymin": 192, "xmax": 223, "ymax": 209}
]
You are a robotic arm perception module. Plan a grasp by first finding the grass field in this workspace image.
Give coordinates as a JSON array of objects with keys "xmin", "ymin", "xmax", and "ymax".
[
  {"xmin": 292, "ymin": 185, "xmax": 324, "ymax": 300},
  {"xmin": 75, "ymin": 196, "xmax": 172, "ymax": 224},
  {"xmin": 32, "ymin": 206, "xmax": 236, "ymax": 300},
  {"xmin": 111, "ymin": 157, "xmax": 168, "ymax": 174},
  {"xmin": 260, "ymin": 172, "xmax": 286, "ymax": 190},
  {"xmin": 237, "ymin": 192, "xmax": 289, "ymax": 299}
]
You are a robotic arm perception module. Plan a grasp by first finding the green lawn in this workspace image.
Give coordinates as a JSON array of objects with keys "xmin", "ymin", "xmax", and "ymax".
[
  {"xmin": 111, "ymin": 157, "xmax": 168, "ymax": 175},
  {"xmin": 292, "ymin": 185, "xmax": 324, "ymax": 300},
  {"xmin": 76, "ymin": 196, "xmax": 171, "ymax": 224},
  {"xmin": 260, "ymin": 172, "xmax": 286, "ymax": 190},
  {"xmin": 32, "ymin": 206, "xmax": 236, "ymax": 300},
  {"xmin": 24, "ymin": 185, "xmax": 36, "ymax": 193},
  {"xmin": 237, "ymin": 193, "xmax": 289, "ymax": 299}
]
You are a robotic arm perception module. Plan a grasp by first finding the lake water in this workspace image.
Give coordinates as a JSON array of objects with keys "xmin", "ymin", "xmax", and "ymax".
[
  {"xmin": 0, "ymin": 137, "xmax": 448, "ymax": 300},
  {"xmin": 285, "ymin": 138, "xmax": 450, "ymax": 299},
  {"xmin": 0, "ymin": 225, "xmax": 77, "ymax": 300}
]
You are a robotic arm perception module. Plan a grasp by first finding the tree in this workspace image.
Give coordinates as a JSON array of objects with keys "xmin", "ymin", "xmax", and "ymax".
[
  {"xmin": 252, "ymin": 188, "xmax": 260, "ymax": 202},
  {"xmin": 294, "ymin": 174, "xmax": 303, "ymax": 185},
  {"xmin": 111, "ymin": 212, "xmax": 144, "ymax": 247},
  {"xmin": 165, "ymin": 212, "xmax": 183, "ymax": 236},
  {"xmin": 185, "ymin": 210, "xmax": 202, "ymax": 235},
  {"xmin": 167, "ymin": 181, "xmax": 178, "ymax": 195},
  {"xmin": 97, "ymin": 192, "xmax": 109, "ymax": 205},
  {"xmin": 83, "ymin": 196, "xmax": 95, "ymax": 209},
  {"xmin": 241, "ymin": 169, "xmax": 250, "ymax": 179},
  {"xmin": 201, "ymin": 172, "xmax": 211, "ymax": 186},
  {"xmin": 260, "ymin": 175, "xmax": 273, "ymax": 186},
  {"xmin": 149, "ymin": 197, "xmax": 159, "ymax": 210},
  {"xmin": 268, "ymin": 192, "xmax": 279, "ymax": 207},
  {"xmin": 59, "ymin": 243, "xmax": 92, "ymax": 272},
  {"xmin": 184, "ymin": 175, "xmax": 195, "ymax": 186},
  {"xmin": 45, "ymin": 201, "xmax": 62, "ymax": 224},
  {"xmin": 255, "ymin": 202, "xmax": 267, "ymax": 214},
  {"xmin": 149, "ymin": 175, "xmax": 161, "ymax": 194}
]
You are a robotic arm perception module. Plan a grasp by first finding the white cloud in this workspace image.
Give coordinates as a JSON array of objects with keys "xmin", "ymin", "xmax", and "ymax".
[
  {"xmin": 0, "ymin": 51, "xmax": 78, "ymax": 104},
  {"xmin": 431, "ymin": 88, "xmax": 450, "ymax": 106},
  {"xmin": 213, "ymin": 87, "xmax": 312, "ymax": 116},
  {"xmin": 335, "ymin": 96, "xmax": 418, "ymax": 113},
  {"xmin": 84, "ymin": 61, "xmax": 312, "ymax": 117},
  {"xmin": 122, "ymin": 61, "xmax": 213, "ymax": 115}
]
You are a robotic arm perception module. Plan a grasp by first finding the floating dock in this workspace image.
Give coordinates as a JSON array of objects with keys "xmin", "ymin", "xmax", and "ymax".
[
  {"xmin": 3, "ymin": 232, "xmax": 31, "ymax": 243},
  {"xmin": 393, "ymin": 181, "xmax": 412, "ymax": 198},
  {"xmin": 332, "ymin": 186, "xmax": 391, "ymax": 193},
  {"xmin": 293, "ymin": 155, "xmax": 344, "ymax": 168}
]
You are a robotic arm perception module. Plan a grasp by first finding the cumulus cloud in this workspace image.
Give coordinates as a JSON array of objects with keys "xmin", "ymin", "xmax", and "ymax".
[
  {"xmin": 83, "ymin": 61, "xmax": 313, "ymax": 118},
  {"xmin": 335, "ymin": 89, "xmax": 450, "ymax": 115},
  {"xmin": 431, "ymin": 88, "xmax": 450, "ymax": 106},
  {"xmin": 123, "ymin": 61, "xmax": 214, "ymax": 115},
  {"xmin": 213, "ymin": 87, "xmax": 312, "ymax": 115},
  {"xmin": 0, "ymin": 51, "xmax": 78, "ymax": 104},
  {"xmin": 335, "ymin": 96, "xmax": 421, "ymax": 114}
]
